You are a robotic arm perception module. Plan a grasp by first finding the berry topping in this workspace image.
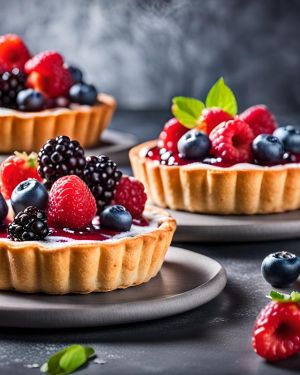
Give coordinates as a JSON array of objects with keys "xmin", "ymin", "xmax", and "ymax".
[
  {"xmin": 209, "ymin": 119, "xmax": 255, "ymax": 164},
  {"xmin": 8, "ymin": 206, "xmax": 49, "ymax": 242},
  {"xmin": 239, "ymin": 105, "xmax": 277, "ymax": 137},
  {"xmin": 69, "ymin": 83, "xmax": 98, "ymax": 105},
  {"xmin": 114, "ymin": 176, "xmax": 147, "ymax": 218},
  {"xmin": 11, "ymin": 179, "xmax": 49, "ymax": 215},
  {"xmin": 252, "ymin": 291, "xmax": 300, "ymax": 361},
  {"xmin": 25, "ymin": 51, "xmax": 73, "ymax": 98},
  {"xmin": 0, "ymin": 151, "xmax": 43, "ymax": 200},
  {"xmin": 178, "ymin": 130, "xmax": 211, "ymax": 159},
  {"xmin": 273, "ymin": 126, "xmax": 300, "ymax": 154},
  {"xmin": 0, "ymin": 68, "xmax": 26, "ymax": 109},
  {"xmin": 38, "ymin": 136, "xmax": 86, "ymax": 188},
  {"xmin": 48, "ymin": 175, "xmax": 97, "ymax": 229},
  {"xmin": 158, "ymin": 118, "xmax": 188, "ymax": 153},
  {"xmin": 0, "ymin": 192, "xmax": 8, "ymax": 223},
  {"xmin": 252, "ymin": 134, "xmax": 284, "ymax": 165},
  {"xmin": 261, "ymin": 251, "xmax": 300, "ymax": 287},
  {"xmin": 0, "ymin": 34, "xmax": 30, "ymax": 71},
  {"xmin": 100, "ymin": 205, "xmax": 132, "ymax": 232},
  {"xmin": 198, "ymin": 108, "xmax": 233, "ymax": 134},
  {"xmin": 66, "ymin": 65, "xmax": 83, "ymax": 84},
  {"xmin": 83, "ymin": 155, "xmax": 122, "ymax": 213},
  {"xmin": 16, "ymin": 88, "xmax": 45, "ymax": 112}
]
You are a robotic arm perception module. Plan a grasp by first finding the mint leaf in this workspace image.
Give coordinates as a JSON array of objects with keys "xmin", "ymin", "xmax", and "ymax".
[
  {"xmin": 268, "ymin": 290, "xmax": 291, "ymax": 302},
  {"xmin": 291, "ymin": 291, "xmax": 300, "ymax": 304},
  {"xmin": 41, "ymin": 345, "xmax": 95, "ymax": 375},
  {"xmin": 172, "ymin": 96, "xmax": 205, "ymax": 129},
  {"xmin": 205, "ymin": 77, "xmax": 238, "ymax": 116}
]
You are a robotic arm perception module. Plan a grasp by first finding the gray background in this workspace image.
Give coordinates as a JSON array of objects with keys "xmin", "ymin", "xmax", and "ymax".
[{"xmin": 0, "ymin": 0, "xmax": 299, "ymax": 114}]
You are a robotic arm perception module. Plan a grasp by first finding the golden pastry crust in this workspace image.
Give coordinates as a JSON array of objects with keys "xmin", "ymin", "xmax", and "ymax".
[
  {"xmin": 0, "ymin": 93, "xmax": 116, "ymax": 153},
  {"xmin": 129, "ymin": 140, "xmax": 300, "ymax": 215},
  {"xmin": 0, "ymin": 206, "xmax": 176, "ymax": 294}
]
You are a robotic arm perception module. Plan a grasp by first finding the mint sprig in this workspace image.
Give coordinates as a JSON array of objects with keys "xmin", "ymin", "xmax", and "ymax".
[
  {"xmin": 40, "ymin": 345, "xmax": 95, "ymax": 375},
  {"xmin": 172, "ymin": 96, "xmax": 204, "ymax": 129},
  {"xmin": 267, "ymin": 290, "xmax": 300, "ymax": 304},
  {"xmin": 205, "ymin": 77, "xmax": 238, "ymax": 116}
]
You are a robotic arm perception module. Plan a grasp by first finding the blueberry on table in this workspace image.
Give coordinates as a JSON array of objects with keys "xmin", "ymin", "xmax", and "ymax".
[
  {"xmin": 261, "ymin": 251, "xmax": 300, "ymax": 287},
  {"xmin": 177, "ymin": 130, "xmax": 211, "ymax": 159},
  {"xmin": 100, "ymin": 205, "xmax": 132, "ymax": 232},
  {"xmin": 16, "ymin": 89, "xmax": 45, "ymax": 111},
  {"xmin": 69, "ymin": 83, "xmax": 98, "ymax": 105},
  {"xmin": 11, "ymin": 179, "xmax": 49, "ymax": 215},
  {"xmin": 0, "ymin": 192, "xmax": 8, "ymax": 222},
  {"xmin": 252, "ymin": 134, "xmax": 284, "ymax": 165},
  {"xmin": 273, "ymin": 125, "xmax": 300, "ymax": 154}
]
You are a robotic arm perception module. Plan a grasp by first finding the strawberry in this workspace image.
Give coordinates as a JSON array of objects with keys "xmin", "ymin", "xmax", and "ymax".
[
  {"xmin": 25, "ymin": 51, "xmax": 73, "ymax": 98},
  {"xmin": 239, "ymin": 105, "xmax": 277, "ymax": 136},
  {"xmin": 0, "ymin": 152, "xmax": 43, "ymax": 200},
  {"xmin": 158, "ymin": 118, "xmax": 188, "ymax": 153},
  {"xmin": 0, "ymin": 34, "xmax": 31, "ymax": 71},
  {"xmin": 253, "ymin": 291, "xmax": 300, "ymax": 361},
  {"xmin": 197, "ymin": 108, "xmax": 233, "ymax": 134},
  {"xmin": 209, "ymin": 119, "xmax": 255, "ymax": 164},
  {"xmin": 48, "ymin": 175, "xmax": 97, "ymax": 229}
]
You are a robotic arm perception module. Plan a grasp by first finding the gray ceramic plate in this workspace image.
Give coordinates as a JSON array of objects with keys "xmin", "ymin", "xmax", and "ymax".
[
  {"xmin": 0, "ymin": 247, "xmax": 226, "ymax": 328},
  {"xmin": 169, "ymin": 209, "xmax": 300, "ymax": 242}
]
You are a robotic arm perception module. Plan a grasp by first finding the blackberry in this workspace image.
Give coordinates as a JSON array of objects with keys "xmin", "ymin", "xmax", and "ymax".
[
  {"xmin": 38, "ymin": 136, "xmax": 86, "ymax": 188},
  {"xmin": 0, "ymin": 68, "xmax": 26, "ymax": 109},
  {"xmin": 8, "ymin": 206, "xmax": 49, "ymax": 242},
  {"xmin": 83, "ymin": 155, "xmax": 122, "ymax": 213}
]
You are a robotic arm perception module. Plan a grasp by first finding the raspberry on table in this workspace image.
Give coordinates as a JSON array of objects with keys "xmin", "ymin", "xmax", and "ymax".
[
  {"xmin": 209, "ymin": 119, "xmax": 255, "ymax": 164},
  {"xmin": 47, "ymin": 175, "xmax": 97, "ymax": 229},
  {"xmin": 114, "ymin": 176, "xmax": 147, "ymax": 218},
  {"xmin": 239, "ymin": 105, "xmax": 277, "ymax": 137}
]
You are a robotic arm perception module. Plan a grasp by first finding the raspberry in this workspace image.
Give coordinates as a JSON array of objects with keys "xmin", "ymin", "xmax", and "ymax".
[
  {"xmin": 0, "ymin": 152, "xmax": 43, "ymax": 200},
  {"xmin": 198, "ymin": 108, "xmax": 233, "ymax": 134},
  {"xmin": 48, "ymin": 175, "xmax": 97, "ymax": 229},
  {"xmin": 25, "ymin": 51, "xmax": 73, "ymax": 98},
  {"xmin": 209, "ymin": 119, "xmax": 255, "ymax": 163},
  {"xmin": 253, "ymin": 301, "xmax": 300, "ymax": 361},
  {"xmin": 239, "ymin": 105, "xmax": 277, "ymax": 136},
  {"xmin": 8, "ymin": 206, "xmax": 49, "ymax": 242},
  {"xmin": 0, "ymin": 34, "xmax": 31, "ymax": 71},
  {"xmin": 158, "ymin": 118, "xmax": 188, "ymax": 153},
  {"xmin": 114, "ymin": 176, "xmax": 147, "ymax": 218}
]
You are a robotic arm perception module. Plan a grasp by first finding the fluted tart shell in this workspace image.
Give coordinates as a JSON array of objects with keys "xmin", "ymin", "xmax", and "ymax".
[
  {"xmin": 0, "ymin": 93, "xmax": 116, "ymax": 153},
  {"xmin": 130, "ymin": 140, "xmax": 300, "ymax": 215},
  {"xmin": 0, "ymin": 206, "xmax": 176, "ymax": 294}
]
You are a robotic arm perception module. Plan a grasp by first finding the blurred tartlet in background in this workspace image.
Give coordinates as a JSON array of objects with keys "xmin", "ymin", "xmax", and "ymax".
[{"xmin": 0, "ymin": 34, "xmax": 116, "ymax": 153}]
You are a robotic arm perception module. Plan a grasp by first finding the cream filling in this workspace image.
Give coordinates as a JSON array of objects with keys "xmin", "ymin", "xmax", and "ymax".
[{"xmin": 0, "ymin": 103, "xmax": 93, "ymax": 116}]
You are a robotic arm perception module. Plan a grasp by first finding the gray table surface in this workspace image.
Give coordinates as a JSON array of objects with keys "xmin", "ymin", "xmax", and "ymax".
[{"xmin": 1, "ymin": 110, "xmax": 300, "ymax": 375}]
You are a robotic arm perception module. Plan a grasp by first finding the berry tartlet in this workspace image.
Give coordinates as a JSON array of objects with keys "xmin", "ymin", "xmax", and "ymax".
[
  {"xmin": 0, "ymin": 136, "xmax": 176, "ymax": 294},
  {"xmin": 130, "ymin": 78, "xmax": 300, "ymax": 215},
  {"xmin": 0, "ymin": 34, "xmax": 116, "ymax": 153}
]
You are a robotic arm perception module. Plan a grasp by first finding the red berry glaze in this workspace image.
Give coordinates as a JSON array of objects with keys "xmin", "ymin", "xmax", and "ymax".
[
  {"xmin": 209, "ymin": 119, "xmax": 255, "ymax": 164},
  {"xmin": 239, "ymin": 105, "xmax": 277, "ymax": 137},
  {"xmin": 0, "ymin": 34, "xmax": 30, "ymax": 71},
  {"xmin": 25, "ymin": 51, "xmax": 73, "ymax": 98},
  {"xmin": 0, "ymin": 152, "xmax": 43, "ymax": 200},
  {"xmin": 198, "ymin": 108, "xmax": 233, "ymax": 134},
  {"xmin": 114, "ymin": 176, "xmax": 147, "ymax": 218},
  {"xmin": 158, "ymin": 118, "xmax": 188, "ymax": 153},
  {"xmin": 48, "ymin": 175, "xmax": 97, "ymax": 230},
  {"xmin": 253, "ymin": 301, "xmax": 300, "ymax": 361}
]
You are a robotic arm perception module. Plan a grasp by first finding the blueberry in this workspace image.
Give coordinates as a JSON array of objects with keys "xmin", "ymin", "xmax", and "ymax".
[
  {"xmin": 0, "ymin": 192, "xmax": 8, "ymax": 222},
  {"xmin": 273, "ymin": 125, "xmax": 300, "ymax": 154},
  {"xmin": 261, "ymin": 251, "xmax": 300, "ymax": 287},
  {"xmin": 252, "ymin": 134, "xmax": 284, "ymax": 165},
  {"xmin": 67, "ymin": 65, "xmax": 83, "ymax": 84},
  {"xmin": 178, "ymin": 130, "xmax": 211, "ymax": 159},
  {"xmin": 11, "ymin": 179, "xmax": 49, "ymax": 215},
  {"xmin": 16, "ymin": 89, "xmax": 45, "ymax": 112},
  {"xmin": 100, "ymin": 205, "xmax": 132, "ymax": 232},
  {"xmin": 69, "ymin": 83, "xmax": 98, "ymax": 105}
]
